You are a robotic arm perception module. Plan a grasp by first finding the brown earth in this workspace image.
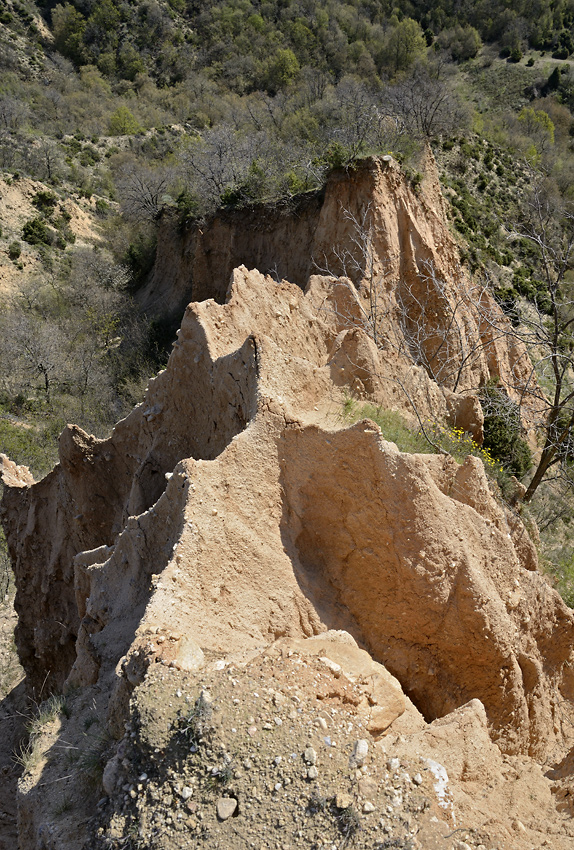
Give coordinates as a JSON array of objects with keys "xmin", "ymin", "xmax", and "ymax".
[
  {"xmin": 1, "ymin": 157, "xmax": 574, "ymax": 849},
  {"xmin": 144, "ymin": 153, "xmax": 534, "ymax": 422},
  {"xmin": 0, "ymin": 596, "xmax": 25, "ymax": 850},
  {"xmin": 0, "ymin": 174, "xmax": 104, "ymax": 300}
]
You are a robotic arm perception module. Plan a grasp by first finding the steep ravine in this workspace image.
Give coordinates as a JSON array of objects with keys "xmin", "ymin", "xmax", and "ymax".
[{"xmin": 2, "ymin": 159, "xmax": 574, "ymax": 849}]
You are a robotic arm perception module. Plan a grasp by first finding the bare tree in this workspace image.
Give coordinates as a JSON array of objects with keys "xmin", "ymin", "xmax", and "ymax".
[
  {"xmin": 178, "ymin": 125, "xmax": 318, "ymax": 212},
  {"xmin": 314, "ymin": 205, "xmax": 388, "ymax": 347},
  {"xmin": 315, "ymin": 191, "xmax": 574, "ymax": 505},
  {"xmin": 0, "ymin": 130, "xmax": 20, "ymax": 170},
  {"xmin": 395, "ymin": 268, "xmax": 502, "ymax": 393},
  {"xmin": 116, "ymin": 163, "xmax": 174, "ymax": 223},
  {"xmin": 324, "ymin": 78, "xmax": 390, "ymax": 162},
  {"xmin": 313, "ymin": 205, "xmax": 504, "ymax": 452},
  {"xmin": 299, "ymin": 66, "xmax": 333, "ymax": 107},
  {"xmin": 491, "ymin": 177, "xmax": 574, "ymax": 502},
  {"xmin": 0, "ymin": 249, "xmax": 147, "ymax": 424},
  {"xmin": 315, "ymin": 204, "xmax": 503, "ymax": 390},
  {"xmin": 0, "ymin": 96, "xmax": 29, "ymax": 131},
  {"xmin": 2, "ymin": 310, "xmax": 65, "ymax": 403},
  {"xmin": 381, "ymin": 63, "xmax": 470, "ymax": 140},
  {"xmin": 28, "ymin": 138, "xmax": 64, "ymax": 183},
  {"xmin": 179, "ymin": 124, "xmax": 261, "ymax": 211}
]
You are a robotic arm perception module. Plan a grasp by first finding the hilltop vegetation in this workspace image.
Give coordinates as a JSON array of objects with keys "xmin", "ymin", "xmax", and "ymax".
[{"xmin": 3, "ymin": 0, "xmax": 574, "ymax": 600}]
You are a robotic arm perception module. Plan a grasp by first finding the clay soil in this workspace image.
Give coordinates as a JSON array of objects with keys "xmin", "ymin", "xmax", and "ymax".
[{"xmin": 90, "ymin": 650, "xmax": 502, "ymax": 850}]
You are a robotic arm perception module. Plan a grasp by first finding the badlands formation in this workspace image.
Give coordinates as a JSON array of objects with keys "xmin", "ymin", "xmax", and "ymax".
[{"xmin": 2, "ymin": 157, "xmax": 574, "ymax": 849}]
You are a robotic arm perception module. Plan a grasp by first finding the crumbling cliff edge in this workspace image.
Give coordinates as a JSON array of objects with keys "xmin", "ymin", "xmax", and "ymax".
[{"xmin": 2, "ymin": 157, "xmax": 574, "ymax": 850}]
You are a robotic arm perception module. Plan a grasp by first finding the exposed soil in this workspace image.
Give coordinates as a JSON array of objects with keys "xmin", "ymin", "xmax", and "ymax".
[
  {"xmin": 0, "ymin": 596, "xmax": 25, "ymax": 850},
  {"xmin": 0, "ymin": 174, "xmax": 104, "ymax": 300},
  {"xmin": 90, "ymin": 648, "xmax": 497, "ymax": 850}
]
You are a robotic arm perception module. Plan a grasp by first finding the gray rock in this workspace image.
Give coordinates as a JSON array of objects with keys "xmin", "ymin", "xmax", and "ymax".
[{"xmin": 102, "ymin": 755, "xmax": 123, "ymax": 796}]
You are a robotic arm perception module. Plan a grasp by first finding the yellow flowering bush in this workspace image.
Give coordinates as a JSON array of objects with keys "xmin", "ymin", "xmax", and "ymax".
[
  {"xmin": 425, "ymin": 422, "xmax": 505, "ymax": 477},
  {"xmin": 343, "ymin": 399, "xmax": 512, "ymax": 492}
]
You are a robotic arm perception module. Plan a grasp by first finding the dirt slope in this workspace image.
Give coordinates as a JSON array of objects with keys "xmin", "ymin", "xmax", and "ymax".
[
  {"xmin": 1, "ymin": 160, "xmax": 574, "ymax": 849},
  {"xmin": 0, "ymin": 174, "xmax": 104, "ymax": 300}
]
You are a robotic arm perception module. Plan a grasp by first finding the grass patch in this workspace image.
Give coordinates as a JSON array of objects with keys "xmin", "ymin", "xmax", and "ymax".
[
  {"xmin": 53, "ymin": 795, "xmax": 74, "ymax": 817},
  {"xmin": 176, "ymin": 689, "xmax": 213, "ymax": 748},
  {"xmin": 343, "ymin": 399, "xmax": 514, "ymax": 495},
  {"xmin": 0, "ymin": 417, "xmax": 59, "ymax": 479},
  {"xmin": 15, "ymin": 694, "xmax": 68, "ymax": 773},
  {"xmin": 343, "ymin": 400, "xmax": 430, "ymax": 454},
  {"xmin": 75, "ymin": 730, "xmax": 113, "ymax": 788},
  {"xmin": 335, "ymin": 803, "xmax": 361, "ymax": 840}
]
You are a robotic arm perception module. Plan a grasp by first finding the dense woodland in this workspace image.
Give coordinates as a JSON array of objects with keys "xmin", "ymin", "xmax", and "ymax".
[{"xmin": 4, "ymin": 0, "xmax": 574, "ymax": 599}]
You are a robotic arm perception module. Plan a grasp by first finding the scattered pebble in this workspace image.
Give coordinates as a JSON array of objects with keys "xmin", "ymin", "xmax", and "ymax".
[
  {"xmin": 351, "ymin": 739, "xmax": 369, "ymax": 767},
  {"xmin": 304, "ymin": 747, "xmax": 317, "ymax": 765},
  {"xmin": 335, "ymin": 792, "xmax": 353, "ymax": 810},
  {"xmin": 216, "ymin": 797, "xmax": 237, "ymax": 821}
]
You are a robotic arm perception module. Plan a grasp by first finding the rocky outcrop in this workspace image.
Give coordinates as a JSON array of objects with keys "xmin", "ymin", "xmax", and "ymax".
[
  {"xmin": 2, "ymin": 158, "xmax": 572, "ymax": 849},
  {"xmin": 3, "ymin": 263, "xmax": 574, "ymax": 759},
  {"xmin": 142, "ymin": 154, "xmax": 458, "ymax": 325},
  {"xmin": 142, "ymin": 155, "xmax": 530, "ymax": 406}
]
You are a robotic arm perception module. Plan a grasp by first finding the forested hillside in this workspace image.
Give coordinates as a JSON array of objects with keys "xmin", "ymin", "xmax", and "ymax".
[{"xmin": 3, "ymin": 0, "xmax": 574, "ymax": 601}]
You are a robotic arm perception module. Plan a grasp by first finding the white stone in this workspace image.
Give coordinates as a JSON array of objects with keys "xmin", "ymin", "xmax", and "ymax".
[
  {"xmin": 304, "ymin": 747, "xmax": 317, "ymax": 765},
  {"xmin": 216, "ymin": 798, "xmax": 237, "ymax": 820},
  {"xmin": 352, "ymin": 739, "xmax": 369, "ymax": 767}
]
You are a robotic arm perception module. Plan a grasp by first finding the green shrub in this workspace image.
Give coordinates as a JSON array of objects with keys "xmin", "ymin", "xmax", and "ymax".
[
  {"xmin": 479, "ymin": 386, "xmax": 532, "ymax": 478},
  {"xmin": 323, "ymin": 141, "xmax": 352, "ymax": 169},
  {"xmin": 8, "ymin": 241, "xmax": 21, "ymax": 260},
  {"xmin": 95, "ymin": 198, "xmax": 110, "ymax": 217},
  {"xmin": 32, "ymin": 190, "xmax": 58, "ymax": 215},
  {"xmin": 343, "ymin": 399, "xmax": 517, "ymax": 494},
  {"xmin": 0, "ymin": 419, "xmax": 58, "ymax": 478},
  {"xmin": 553, "ymin": 47, "xmax": 569, "ymax": 59},
  {"xmin": 176, "ymin": 189, "xmax": 199, "ymax": 228},
  {"xmin": 124, "ymin": 231, "xmax": 157, "ymax": 290},
  {"xmin": 22, "ymin": 218, "xmax": 52, "ymax": 246},
  {"xmin": 509, "ymin": 46, "xmax": 523, "ymax": 62},
  {"xmin": 108, "ymin": 106, "xmax": 143, "ymax": 136}
]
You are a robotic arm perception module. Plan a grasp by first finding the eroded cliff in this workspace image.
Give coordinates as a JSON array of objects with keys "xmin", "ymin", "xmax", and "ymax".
[{"xmin": 2, "ymin": 158, "xmax": 574, "ymax": 850}]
